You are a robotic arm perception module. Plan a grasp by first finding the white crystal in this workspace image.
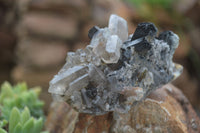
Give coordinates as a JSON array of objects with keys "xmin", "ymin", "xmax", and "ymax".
[
  {"xmin": 92, "ymin": 30, "xmax": 122, "ymax": 64},
  {"xmin": 71, "ymin": 91, "xmax": 83, "ymax": 109},
  {"xmin": 90, "ymin": 28, "xmax": 110, "ymax": 48},
  {"xmin": 66, "ymin": 74, "xmax": 89, "ymax": 97},
  {"xmin": 88, "ymin": 64, "xmax": 107, "ymax": 86},
  {"xmin": 108, "ymin": 14, "xmax": 128, "ymax": 42},
  {"xmin": 48, "ymin": 65, "xmax": 88, "ymax": 95},
  {"xmin": 81, "ymin": 88, "xmax": 92, "ymax": 108},
  {"xmin": 102, "ymin": 35, "xmax": 122, "ymax": 63}
]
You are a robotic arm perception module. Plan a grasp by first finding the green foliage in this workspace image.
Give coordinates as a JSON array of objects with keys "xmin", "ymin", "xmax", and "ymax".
[
  {"xmin": 0, "ymin": 82, "xmax": 44, "ymax": 120},
  {"xmin": 125, "ymin": 0, "xmax": 179, "ymax": 26},
  {"xmin": 0, "ymin": 82, "xmax": 47, "ymax": 133},
  {"xmin": 126, "ymin": 0, "xmax": 174, "ymax": 9},
  {"xmin": 0, "ymin": 128, "xmax": 7, "ymax": 133},
  {"xmin": 0, "ymin": 107, "xmax": 44, "ymax": 133}
]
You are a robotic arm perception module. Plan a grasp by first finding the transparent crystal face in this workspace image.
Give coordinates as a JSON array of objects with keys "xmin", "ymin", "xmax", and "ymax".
[{"xmin": 48, "ymin": 14, "xmax": 183, "ymax": 115}]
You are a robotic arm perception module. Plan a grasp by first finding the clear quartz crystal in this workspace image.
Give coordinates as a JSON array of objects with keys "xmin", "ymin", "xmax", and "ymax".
[
  {"xmin": 101, "ymin": 35, "xmax": 122, "ymax": 63},
  {"xmin": 92, "ymin": 29, "xmax": 123, "ymax": 64},
  {"xmin": 48, "ymin": 14, "xmax": 183, "ymax": 115},
  {"xmin": 109, "ymin": 14, "xmax": 128, "ymax": 42}
]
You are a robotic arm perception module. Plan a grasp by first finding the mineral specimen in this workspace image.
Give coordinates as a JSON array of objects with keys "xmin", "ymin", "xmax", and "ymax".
[{"xmin": 48, "ymin": 14, "xmax": 183, "ymax": 115}]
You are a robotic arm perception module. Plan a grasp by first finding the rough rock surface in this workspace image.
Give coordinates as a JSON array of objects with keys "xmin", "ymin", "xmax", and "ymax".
[
  {"xmin": 48, "ymin": 14, "xmax": 182, "ymax": 115},
  {"xmin": 112, "ymin": 84, "xmax": 200, "ymax": 133},
  {"xmin": 45, "ymin": 84, "xmax": 200, "ymax": 133},
  {"xmin": 45, "ymin": 102, "xmax": 78, "ymax": 133}
]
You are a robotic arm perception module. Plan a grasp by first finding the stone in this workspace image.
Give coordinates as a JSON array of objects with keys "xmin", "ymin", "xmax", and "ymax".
[
  {"xmin": 30, "ymin": 0, "xmax": 88, "ymax": 9},
  {"xmin": 16, "ymin": 38, "xmax": 68, "ymax": 69},
  {"xmin": 45, "ymin": 102, "xmax": 79, "ymax": 133},
  {"xmin": 45, "ymin": 84, "xmax": 200, "ymax": 133},
  {"xmin": 0, "ymin": 31, "xmax": 16, "ymax": 65},
  {"xmin": 112, "ymin": 84, "xmax": 200, "ymax": 133},
  {"xmin": 19, "ymin": 13, "xmax": 78, "ymax": 40},
  {"xmin": 48, "ymin": 14, "xmax": 183, "ymax": 115}
]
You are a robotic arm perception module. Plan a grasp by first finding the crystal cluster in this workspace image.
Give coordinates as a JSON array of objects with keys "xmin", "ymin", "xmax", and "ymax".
[{"xmin": 48, "ymin": 14, "xmax": 182, "ymax": 115}]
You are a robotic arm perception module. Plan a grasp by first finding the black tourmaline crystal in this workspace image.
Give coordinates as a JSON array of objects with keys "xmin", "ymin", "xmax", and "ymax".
[
  {"xmin": 129, "ymin": 22, "xmax": 157, "ymax": 53},
  {"xmin": 131, "ymin": 22, "xmax": 158, "ymax": 40},
  {"xmin": 88, "ymin": 26, "xmax": 99, "ymax": 39},
  {"xmin": 158, "ymin": 31, "xmax": 174, "ymax": 49},
  {"xmin": 134, "ymin": 39, "xmax": 151, "ymax": 53}
]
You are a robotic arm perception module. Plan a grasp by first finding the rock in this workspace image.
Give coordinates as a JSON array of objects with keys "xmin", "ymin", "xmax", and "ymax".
[
  {"xmin": 113, "ymin": 84, "xmax": 200, "ymax": 133},
  {"xmin": 0, "ymin": 68, "xmax": 12, "ymax": 85},
  {"xmin": 45, "ymin": 102, "xmax": 79, "ymax": 133},
  {"xmin": 30, "ymin": 0, "xmax": 88, "ymax": 10},
  {"xmin": 16, "ymin": 38, "xmax": 68, "ymax": 69},
  {"xmin": 19, "ymin": 13, "xmax": 78, "ymax": 40},
  {"xmin": 0, "ymin": 31, "xmax": 16, "ymax": 65},
  {"xmin": 45, "ymin": 84, "xmax": 200, "ymax": 133},
  {"xmin": 48, "ymin": 15, "xmax": 182, "ymax": 115},
  {"xmin": 73, "ymin": 113, "xmax": 113, "ymax": 133}
]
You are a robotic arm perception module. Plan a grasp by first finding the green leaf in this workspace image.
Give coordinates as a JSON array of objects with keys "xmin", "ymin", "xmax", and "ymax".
[
  {"xmin": 9, "ymin": 107, "xmax": 21, "ymax": 133},
  {"xmin": 13, "ymin": 123, "xmax": 22, "ymax": 133},
  {"xmin": 0, "ymin": 120, "xmax": 8, "ymax": 128},
  {"xmin": 14, "ymin": 83, "xmax": 25, "ymax": 93},
  {"xmin": 22, "ymin": 118, "xmax": 34, "ymax": 133},
  {"xmin": 31, "ymin": 87, "xmax": 41, "ymax": 96},
  {"xmin": 0, "ymin": 82, "xmax": 14, "ymax": 103},
  {"xmin": 0, "ymin": 82, "xmax": 45, "ymax": 132},
  {"xmin": 17, "ymin": 82, "xmax": 27, "ymax": 92},
  {"xmin": 21, "ymin": 107, "xmax": 30, "ymax": 125},
  {"xmin": 0, "ymin": 128, "xmax": 7, "ymax": 133},
  {"xmin": 33, "ymin": 118, "xmax": 43, "ymax": 133}
]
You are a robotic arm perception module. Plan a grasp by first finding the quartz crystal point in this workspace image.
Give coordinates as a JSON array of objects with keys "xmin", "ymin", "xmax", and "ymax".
[{"xmin": 48, "ymin": 14, "xmax": 183, "ymax": 115}]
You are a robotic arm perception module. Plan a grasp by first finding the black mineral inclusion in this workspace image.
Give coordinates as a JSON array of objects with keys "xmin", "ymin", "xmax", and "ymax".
[
  {"xmin": 88, "ymin": 26, "xmax": 99, "ymax": 39},
  {"xmin": 131, "ymin": 22, "xmax": 158, "ymax": 40}
]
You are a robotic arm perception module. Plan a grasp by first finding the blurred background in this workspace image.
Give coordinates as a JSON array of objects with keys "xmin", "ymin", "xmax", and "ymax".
[{"xmin": 0, "ymin": 0, "xmax": 200, "ymax": 115}]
